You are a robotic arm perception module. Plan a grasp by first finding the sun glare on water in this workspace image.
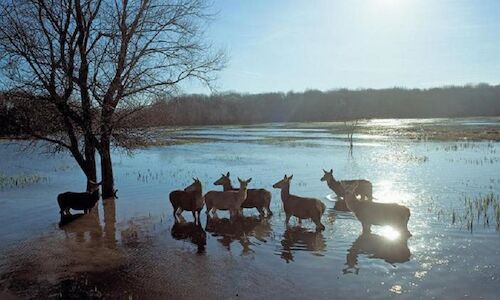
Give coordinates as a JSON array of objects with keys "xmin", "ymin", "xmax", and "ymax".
[{"xmin": 379, "ymin": 226, "xmax": 401, "ymax": 241}]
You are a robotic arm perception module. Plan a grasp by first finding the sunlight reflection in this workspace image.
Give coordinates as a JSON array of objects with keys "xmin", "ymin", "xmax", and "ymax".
[
  {"xmin": 378, "ymin": 226, "xmax": 401, "ymax": 241},
  {"xmin": 374, "ymin": 180, "xmax": 413, "ymax": 205}
]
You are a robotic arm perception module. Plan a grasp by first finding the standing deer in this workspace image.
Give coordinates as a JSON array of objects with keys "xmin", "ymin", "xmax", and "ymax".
[
  {"xmin": 272, "ymin": 175, "xmax": 326, "ymax": 231},
  {"xmin": 57, "ymin": 180, "xmax": 102, "ymax": 216},
  {"xmin": 169, "ymin": 178, "xmax": 204, "ymax": 224},
  {"xmin": 205, "ymin": 177, "xmax": 252, "ymax": 218},
  {"xmin": 343, "ymin": 183, "xmax": 411, "ymax": 236},
  {"xmin": 214, "ymin": 172, "xmax": 272, "ymax": 217},
  {"xmin": 321, "ymin": 169, "xmax": 372, "ymax": 211}
]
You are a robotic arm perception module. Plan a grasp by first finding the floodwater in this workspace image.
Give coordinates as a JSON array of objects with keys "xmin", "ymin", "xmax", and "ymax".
[{"xmin": 0, "ymin": 118, "xmax": 499, "ymax": 299}]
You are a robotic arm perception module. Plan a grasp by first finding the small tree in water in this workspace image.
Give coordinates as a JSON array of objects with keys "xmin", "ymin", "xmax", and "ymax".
[
  {"xmin": 344, "ymin": 119, "xmax": 358, "ymax": 155},
  {"xmin": 0, "ymin": 0, "xmax": 226, "ymax": 197}
]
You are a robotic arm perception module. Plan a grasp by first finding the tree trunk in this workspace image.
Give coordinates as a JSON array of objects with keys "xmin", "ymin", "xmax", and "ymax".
[
  {"xmin": 85, "ymin": 136, "xmax": 97, "ymax": 191},
  {"xmin": 100, "ymin": 135, "xmax": 115, "ymax": 199}
]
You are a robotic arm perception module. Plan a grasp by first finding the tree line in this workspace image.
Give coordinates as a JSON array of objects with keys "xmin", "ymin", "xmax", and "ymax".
[
  {"xmin": 3, "ymin": 84, "xmax": 500, "ymax": 135},
  {"xmin": 126, "ymin": 84, "xmax": 500, "ymax": 127}
]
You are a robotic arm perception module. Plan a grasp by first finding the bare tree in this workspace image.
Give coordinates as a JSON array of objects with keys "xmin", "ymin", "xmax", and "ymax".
[
  {"xmin": 0, "ymin": 0, "xmax": 225, "ymax": 197},
  {"xmin": 0, "ymin": 0, "xmax": 99, "ymax": 189},
  {"xmin": 344, "ymin": 119, "xmax": 358, "ymax": 155}
]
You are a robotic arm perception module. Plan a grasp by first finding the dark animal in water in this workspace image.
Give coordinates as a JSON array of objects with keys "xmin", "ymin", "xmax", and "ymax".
[
  {"xmin": 343, "ymin": 183, "xmax": 411, "ymax": 236},
  {"xmin": 272, "ymin": 175, "xmax": 326, "ymax": 231},
  {"xmin": 320, "ymin": 169, "xmax": 372, "ymax": 211},
  {"xmin": 170, "ymin": 178, "xmax": 204, "ymax": 224},
  {"xmin": 205, "ymin": 177, "xmax": 252, "ymax": 219},
  {"xmin": 214, "ymin": 172, "xmax": 273, "ymax": 217},
  {"xmin": 57, "ymin": 181, "xmax": 102, "ymax": 215}
]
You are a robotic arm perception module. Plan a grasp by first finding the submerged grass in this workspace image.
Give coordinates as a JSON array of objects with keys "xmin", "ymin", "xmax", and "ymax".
[
  {"xmin": 0, "ymin": 173, "xmax": 48, "ymax": 190},
  {"xmin": 448, "ymin": 193, "xmax": 500, "ymax": 232}
]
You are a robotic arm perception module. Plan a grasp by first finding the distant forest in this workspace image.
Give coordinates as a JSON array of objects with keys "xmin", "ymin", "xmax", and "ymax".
[
  {"xmin": 2, "ymin": 84, "xmax": 500, "ymax": 135},
  {"xmin": 129, "ymin": 84, "xmax": 500, "ymax": 127}
]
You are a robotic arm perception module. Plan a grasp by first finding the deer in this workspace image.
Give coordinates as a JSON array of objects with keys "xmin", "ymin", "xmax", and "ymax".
[
  {"xmin": 213, "ymin": 172, "xmax": 272, "ymax": 217},
  {"xmin": 343, "ymin": 183, "xmax": 411, "ymax": 237},
  {"xmin": 204, "ymin": 177, "xmax": 251, "ymax": 219},
  {"xmin": 272, "ymin": 175, "xmax": 326, "ymax": 231},
  {"xmin": 169, "ymin": 178, "xmax": 204, "ymax": 224},
  {"xmin": 57, "ymin": 180, "xmax": 102, "ymax": 216},
  {"xmin": 320, "ymin": 169, "xmax": 372, "ymax": 211}
]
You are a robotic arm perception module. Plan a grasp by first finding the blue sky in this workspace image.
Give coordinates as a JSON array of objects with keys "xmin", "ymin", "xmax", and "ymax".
[{"xmin": 187, "ymin": 0, "xmax": 500, "ymax": 93}]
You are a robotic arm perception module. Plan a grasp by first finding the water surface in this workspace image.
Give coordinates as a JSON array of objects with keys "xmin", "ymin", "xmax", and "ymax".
[{"xmin": 0, "ymin": 118, "xmax": 499, "ymax": 299}]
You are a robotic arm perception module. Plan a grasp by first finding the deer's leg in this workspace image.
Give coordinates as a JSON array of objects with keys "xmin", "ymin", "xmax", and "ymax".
[
  {"xmin": 173, "ymin": 207, "xmax": 178, "ymax": 219},
  {"xmin": 298, "ymin": 218, "xmax": 302, "ymax": 225},
  {"xmin": 313, "ymin": 217, "xmax": 325, "ymax": 231},
  {"xmin": 285, "ymin": 213, "xmax": 291, "ymax": 226},
  {"xmin": 266, "ymin": 206, "xmax": 273, "ymax": 217},
  {"xmin": 196, "ymin": 209, "xmax": 202, "ymax": 225},
  {"xmin": 362, "ymin": 222, "xmax": 371, "ymax": 234},
  {"xmin": 177, "ymin": 207, "xmax": 183, "ymax": 216},
  {"xmin": 257, "ymin": 207, "xmax": 265, "ymax": 217}
]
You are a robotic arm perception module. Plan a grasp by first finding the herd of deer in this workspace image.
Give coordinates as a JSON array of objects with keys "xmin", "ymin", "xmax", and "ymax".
[
  {"xmin": 57, "ymin": 169, "xmax": 411, "ymax": 236},
  {"xmin": 167, "ymin": 169, "xmax": 411, "ymax": 236}
]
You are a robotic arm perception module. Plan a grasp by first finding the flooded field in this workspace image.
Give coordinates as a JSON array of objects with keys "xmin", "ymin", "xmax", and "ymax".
[{"xmin": 0, "ymin": 118, "xmax": 499, "ymax": 299}]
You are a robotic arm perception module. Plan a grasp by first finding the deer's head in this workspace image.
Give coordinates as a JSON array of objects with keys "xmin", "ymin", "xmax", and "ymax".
[
  {"xmin": 87, "ymin": 180, "xmax": 102, "ymax": 193},
  {"xmin": 185, "ymin": 178, "xmax": 202, "ymax": 192},
  {"xmin": 320, "ymin": 169, "xmax": 334, "ymax": 182},
  {"xmin": 214, "ymin": 172, "xmax": 231, "ymax": 186},
  {"xmin": 237, "ymin": 177, "xmax": 252, "ymax": 190},
  {"xmin": 273, "ymin": 174, "xmax": 293, "ymax": 189}
]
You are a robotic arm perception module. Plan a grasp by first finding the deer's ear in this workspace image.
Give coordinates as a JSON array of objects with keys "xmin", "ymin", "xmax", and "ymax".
[
  {"xmin": 283, "ymin": 175, "xmax": 287, "ymax": 179},
  {"xmin": 192, "ymin": 177, "xmax": 196, "ymax": 181},
  {"xmin": 323, "ymin": 169, "xmax": 327, "ymax": 173},
  {"xmin": 329, "ymin": 169, "xmax": 333, "ymax": 173},
  {"xmin": 288, "ymin": 174, "xmax": 293, "ymax": 180},
  {"xmin": 238, "ymin": 177, "xmax": 243, "ymax": 183},
  {"xmin": 247, "ymin": 178, "xmax": 252, "ymax": 183},
  {"xmin": 226, "ymin": 172, "xmax": 230, "ymax": 177}
]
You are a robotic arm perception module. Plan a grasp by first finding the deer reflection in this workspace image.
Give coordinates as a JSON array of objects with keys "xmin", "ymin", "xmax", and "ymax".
[
  {"xmin": 205, "ymin": 215, "xmax": 271, "ymax": 255},
  {"xmin": 59, "ymin": 209, "xmax": 103, "ymax": 245},
  {"xmin": 59, "ymin": 212, "xmax": 85, "ymax": 227},
  {"xmin": 58, "ymin": 197, "xmax": 117, "ymax": 250},
  {"xmin": 171, "ymin": 215, "xmax": 207, "ymax": 253},
  {"xmin": 343, "ymin": 232, "xmax": 411, "ymax": 274},
  {"xmin": 280, "ymin": 226, "xmax": 326, "ymax": 263}
]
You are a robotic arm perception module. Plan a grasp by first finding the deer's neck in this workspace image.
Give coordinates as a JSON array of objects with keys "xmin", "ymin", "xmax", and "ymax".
[
  {"xmin": 222, "ymin": 182, "xmax": 234, "ymax": 191},
  {"xmin": 237, "ymin": 188, "xmax": 248, "ymax": 204},
  {"xmin": 280, "ymin": 185, "xmax": 290, "ymax": 201},
  {"xmin": 327, "ymin": 177, "xmax": 344, "ymax": 197}
]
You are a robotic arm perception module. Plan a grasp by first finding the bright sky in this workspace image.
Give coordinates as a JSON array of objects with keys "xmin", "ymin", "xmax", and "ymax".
[{"xmin": 187, "ymin": 0, "xmax": 500, "ymax": 93}]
